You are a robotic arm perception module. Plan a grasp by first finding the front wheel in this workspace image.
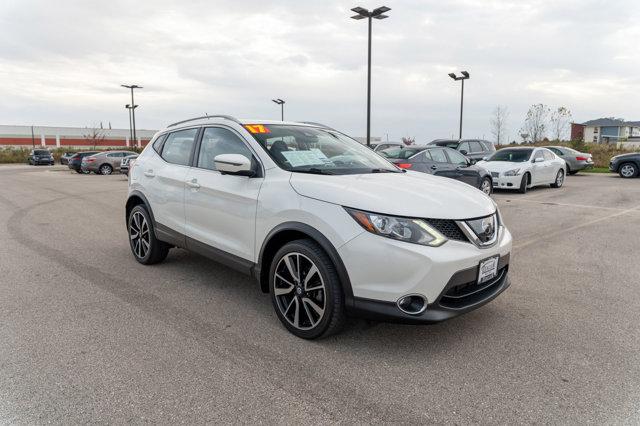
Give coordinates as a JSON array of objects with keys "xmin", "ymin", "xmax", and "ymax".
[
  {"xmin": 127, "ymin": 205, "xmax": 170, "ymax": 264},
  {"xmin": 619, "ymin": 162, "xmax": 638, "ymax": 178},
  {"xmin": 518, "ymin": 173, "xmax": 530, "ymax": 194},
  {"xmin": 480, "ymin": 177, "xmax": 492, "ymax": 195},
  {"xmin": 269, "ymin": 239, "xmax": 345, "ymax": 339},
  {"xmin": 551, "ymin": 169, "xmax": 565, "ymax": 188}
]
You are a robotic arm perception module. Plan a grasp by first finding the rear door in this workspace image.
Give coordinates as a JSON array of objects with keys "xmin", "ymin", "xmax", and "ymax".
[
  {"xmin": 142, "ymin": 128, "xmax": 198, "ymax": 240},
  {"xmin": 427, "ymin": 148, "xmax": 457, "ymax": 178},
  {"xmin": 184, "ymin": 126, "xmax": 263, "ymax": 262},
  {"xmin": 445, "ymin": 148, "xmax": 478, "ymax": 186}
]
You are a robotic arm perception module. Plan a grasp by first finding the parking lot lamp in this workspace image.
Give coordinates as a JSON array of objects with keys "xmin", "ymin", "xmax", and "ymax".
[
  {"xmin": 125, "ymin": 104, "xmax": 133, "ymax": 144},
  {"xmin": 121, "ymin": 85, "xmax": 143, "ymax": 143},
  {"xmin": 448, "ymin": 71, "xmax": 470, "ymax": 140},
  {"xmin": 351, "ymin": 6, "xmax": 391, "ymax": 147},
  {"xmin": 272, "ymin": 99, "xmax": 285, "ymax": 121}
]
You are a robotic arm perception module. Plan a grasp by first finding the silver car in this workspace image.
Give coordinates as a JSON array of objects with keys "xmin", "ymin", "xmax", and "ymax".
[
  {"xmin": 120, "ymin": 154, "xmax": 138, "ymax": 175},
  {"xmin": 81, "ymin": 150, "xmax": 138, "ymax": 175},
  {"xmin": 543, "ymin": 146, "xmax": 593, "ymax": 175}
]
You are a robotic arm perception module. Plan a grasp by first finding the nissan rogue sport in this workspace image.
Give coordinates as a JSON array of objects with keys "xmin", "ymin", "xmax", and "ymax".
[{"xmin": 126, "ymin": 115, "xmax": 512, "ymax": 339}]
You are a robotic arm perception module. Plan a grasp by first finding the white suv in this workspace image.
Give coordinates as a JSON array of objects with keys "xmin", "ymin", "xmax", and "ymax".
[{"xmin": 126, "ymin": 116, "xmax": 512, "ymax": 339}]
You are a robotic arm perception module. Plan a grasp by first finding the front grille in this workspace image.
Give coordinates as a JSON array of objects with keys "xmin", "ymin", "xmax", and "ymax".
[
  {"xmin": 491, "ymin": 172, "xmax": 499, "ymax": 178},
  {"xmin": 439, "ymin": 267, "xmax": 507, "ymax": 309},
  {"xmin": 425, "ymin": 219, "xmax": 467, "ymax": 242}
]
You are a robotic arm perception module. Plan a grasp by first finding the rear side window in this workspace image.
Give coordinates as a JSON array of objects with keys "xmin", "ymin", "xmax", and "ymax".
[
  {"xmin": 161, "ymin": 129, "xmax": 198, "ymax": 166},
  {"xmin": 429, "ymin": 148, "xmax": 449, "ymax": 163},
  {"xmin": 197, "ymin": 127, "xmax": 253, "ymax": 171},
  {"xmin": 469, "ymin": 141, "xmax": 483, "ymax": 153},
  {"xmin": 458, "ymin": 142, "xmax": 470, "ymax": 153}
]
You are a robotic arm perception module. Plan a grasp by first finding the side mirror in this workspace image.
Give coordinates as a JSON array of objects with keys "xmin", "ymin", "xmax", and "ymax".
[
  {"xmin": 214, "ymin": 154, "xmax": 255, "ymax": 176},
  {"xmin": 533, "ymin": 157, "xmax": 544, "ymax": 163},
  {"xmin": 482, "ymin": 156, "xmax": 488, "ymax": 161},
  {"xmin": 468, "ymin": 158, "xmax": 476, "ymax": 165},
  {"xmin": 460, "ymin": 150, "xmax": 468, "ymax": 155}
]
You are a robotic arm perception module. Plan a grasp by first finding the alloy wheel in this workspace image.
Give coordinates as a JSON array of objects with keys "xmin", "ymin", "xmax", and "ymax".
[
  {"xmin": 621, "ymin": 164, "xmax": 635, "ymax": 178},
  {"xmin": 481, "ymin": 179, "xmax": 492, "ymax": 195},
  {"xmin": 129, "ymin": 211, "xmax": 150, "ymax": 259},
  {"xmin": 556, "ymin": 170, "xmax": 564, "ymax": 187},
  {"xmin": 100, "ymin": 165, "xmax": 112, "ymax": 175},
  {"xmin": 273, "ymin": 252, "xmax": 326, "ymax": 330}
]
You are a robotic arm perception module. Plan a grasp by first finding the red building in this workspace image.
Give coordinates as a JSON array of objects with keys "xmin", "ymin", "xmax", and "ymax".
[{"xmin": 0, "ymin": 125, "xmax": 156, "ymax": 148}]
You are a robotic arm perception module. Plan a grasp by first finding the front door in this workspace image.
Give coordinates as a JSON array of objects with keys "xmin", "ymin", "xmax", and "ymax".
[{"xmin": 184, "ymin": 126, "xmax": 263, "ymax": 262}]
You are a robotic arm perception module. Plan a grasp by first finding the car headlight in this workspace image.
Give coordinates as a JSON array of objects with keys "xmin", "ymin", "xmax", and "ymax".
[
  {"xmin": 345, "ymin": 208, "xmax": 447, "ymax": 247},
  {"xmin": 503, "ymin": 168, "xmax": 521, "ymax": 176}
]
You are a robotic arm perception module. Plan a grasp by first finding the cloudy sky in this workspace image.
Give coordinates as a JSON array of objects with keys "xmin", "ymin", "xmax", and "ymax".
[{"xmin": 1, "ymin": 0, "xmax": 639, "ymax": 142}]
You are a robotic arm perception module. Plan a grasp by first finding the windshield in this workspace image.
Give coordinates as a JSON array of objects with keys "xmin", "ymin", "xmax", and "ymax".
[
  {"xmin": 34, "ymin": 150, "xmax": 49, "ymax": 155},
  {"xmin": 488, "ymin": 149, "xmax": 533, "ymax": 162},
  {"xmin": 247, "ymin": 124, "xmax": 399, "ymax": 174},
  {"xmin": 379, "ymin": 147, "xmax": 423, "ymax": 159}
]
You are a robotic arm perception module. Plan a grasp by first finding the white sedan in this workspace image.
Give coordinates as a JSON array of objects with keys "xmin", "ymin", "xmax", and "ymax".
[{"xmin": 477, "ymin": 147, "xmax": 566, "ymax": 193}]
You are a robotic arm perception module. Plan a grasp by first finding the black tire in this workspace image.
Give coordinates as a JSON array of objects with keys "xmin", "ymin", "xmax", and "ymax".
[
  {"xmin": 127, "ymin": 205, "xmax": 170, "ymax": 265},
  {"xmin": 99, "ymin": 164, "xmax": 113, "ymax": 175},
  {"xmin": 479, "ymin": 177, "xmax": 492, "ymax": 195},
  {"xmin": 75, "ymin": 169, "xmax": 84, "ymax": 174},
  {"xmin": 551, "ymin": 169, "xmax": 565, "ymax": 188},
  {"xmin": 518, "ymin": 173, "xmax": 530, "ymax": 194},
  {"xmin": 618, "ymin": 162, "xmax": 638, "ymax": 179},
  {"xmin": 269, "ymin": 239, "xmax": 345, "ymax": 339},
  {"xmin": 568, "ymin": 170, "xmax": 578, "ymax": 175}
]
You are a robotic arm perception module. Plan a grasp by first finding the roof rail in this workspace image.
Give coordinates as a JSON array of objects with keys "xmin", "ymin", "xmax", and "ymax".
[
  {"xmin": 167, "ymin": 115, "xmax": 241, "ymax": 128},
  {"xmin": 298, "ymin": 121, "xmax": 337, "ymax": 131}
]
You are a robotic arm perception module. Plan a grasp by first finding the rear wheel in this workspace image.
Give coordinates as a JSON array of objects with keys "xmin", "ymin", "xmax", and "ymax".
[
  {"xmin": 99, "ymin": 164, "xmax": 113, "ymax": 175},
  {"xmin": 518, "ymin": 173, "xmax": 530, "ymax": 194},
  {"xmin": 269, "ymin": 239, "xmax": 345, "ymax": 339},
  {"xmin": 551, "ymin": 169, "xmax": 565, "ymax": 188},
  {"xmin": 127, "ymin": 205, "xmax": 170, "ymax": 265},
  {"xmin": 619, "ymin": 162, "xmax": 638, "ymax": 178},
  {"xmin": 480, "ymin": 177, "xmax": 492, "ymax": 195}
]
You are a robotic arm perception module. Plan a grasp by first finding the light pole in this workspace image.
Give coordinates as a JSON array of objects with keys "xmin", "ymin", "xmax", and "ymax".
[
  {"xmin": 121, "ymin": 84, "xmax": 142, "ymax": 143},
  {"xmin": 125, "ymin": 104, "xmax": 138, "ymax": 145},
  {"xmin": 350, "ymin": 5, "xmax": 390, "ymax": 147},
  {"xmin": 448, "ymin": 71, "xmax": 470, "ymax": 140},
  {"xmin": 272, "ymin": 99, "xmax": 285, "ymax": 121}
]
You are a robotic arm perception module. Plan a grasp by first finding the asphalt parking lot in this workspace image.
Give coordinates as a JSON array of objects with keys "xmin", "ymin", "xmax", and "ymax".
[{"xmin": 1, "ymin": 165, "xmax": 639, "ymax": 423}]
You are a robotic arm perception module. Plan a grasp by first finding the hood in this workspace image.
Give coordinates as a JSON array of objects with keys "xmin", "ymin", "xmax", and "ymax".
[
  {"xmin": 476, "ymin": 160, "xmax": 527, "ymax": 172},
  {"xmin": 289, "ymin": 171, "xmax": 494, "ymax": 220},
  {"xmin": 612, "ymin": 152, "xmax": 639, "ymax": 161}
]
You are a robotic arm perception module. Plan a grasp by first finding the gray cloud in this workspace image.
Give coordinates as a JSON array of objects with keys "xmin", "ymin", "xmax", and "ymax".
[{"xmin": 1, "ymin": 0, "xmax": 638, "ymax": 141}]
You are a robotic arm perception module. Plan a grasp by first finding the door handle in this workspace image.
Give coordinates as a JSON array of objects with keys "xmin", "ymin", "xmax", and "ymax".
[
  {"xmin": 430, "ymin": 165, "xmax": 437, "ymax": 170},
  {"xmin": 143, "ymin": 169, "xmax": 155, "ymax": 177},
  {"xmin": 186, "ymin": 179, "xmax": 200, "ymax": 189}
]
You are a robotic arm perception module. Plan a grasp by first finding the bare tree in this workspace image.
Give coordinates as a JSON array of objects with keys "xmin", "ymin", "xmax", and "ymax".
[
  {"xmin": 83, "ymin": 125, "xmax": 106, "ymax": 150},
  {"xmin": 520, "ymin": 104, "xmax": 551, "ymax": 144},
  {"xmin": 490, "ymin": 105, "xmax": 509, "ymax": 146},
  {"xmin": 549, "ymin": 107, "xmax": 572, "ymax": 141},
  {"xmin": 401, "ymin": 136, "xmax": 415, "ymax": 146}
]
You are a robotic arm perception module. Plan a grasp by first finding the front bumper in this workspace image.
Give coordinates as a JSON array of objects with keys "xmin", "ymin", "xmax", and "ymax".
[
  {"xmin": 338, "ymin": 224, "xmax": 512, "ymax": 323},
  {"xmin": 491, "ymin": 173, "xmax": 522, "ymax": 190}
]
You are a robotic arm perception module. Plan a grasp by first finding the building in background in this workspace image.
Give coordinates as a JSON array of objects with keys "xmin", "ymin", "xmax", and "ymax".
[
  {"xmin": 0, "ymin": 125, "xmax": 157, "ymax": 148},
  {"xmin": 571, "ymin": 118, "xmax": 640, "ymax": 145}
]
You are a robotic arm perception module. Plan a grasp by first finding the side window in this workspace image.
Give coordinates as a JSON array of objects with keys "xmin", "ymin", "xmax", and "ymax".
[
  {"xmin": 469, "ymin": 141, "xmax": 483, "ymax": 153},
  {"xmin": 161, "ymin": 128, "xmax": 198, "ymax": 166},
  {"xmin": 549, "ymin": 147, "xmax": 563, "ymax": 156},
  {"xmin": 458, "ymin": 142, "xmax": 470, "ymax": 153},
  {"xmin": 543, "ymin": 150, "xmax": 555, "ymax": 161},
  {"xmin": 422, "ymin": 150, "xmax": 433, "ymax": 161},
  {"xmin": 446, "ymin": 149, "xmax": 468, "ymax": 165},
  {"xmin": 107, "ymin": 152, "xmax": 119, "ymax": 158},
  {"xmin": 533, "ymin": 150, "xmax": 545, "ymax": 162},
  {"xmin": 197, "ymin": 127, "xmax": 253, "ymax": 171},
  {"xmin": 429, "ymin": 148, "xmax": 449, "ymax": 163},
  {"xmin": 153, "ymin": 134, "xmax": 167, "ymax": 153}
]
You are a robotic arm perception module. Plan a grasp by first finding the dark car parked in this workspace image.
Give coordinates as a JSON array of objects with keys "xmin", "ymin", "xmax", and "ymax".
[
  {"xmin": 610, "ymin": 152, "xmax": 640, "ymax": 178},
  {"xmin": 67, "ymin": 151, "xmax": 99, "ymax": 174},
  {"xmin": 379, "ymin": 146, "xmax": 493, "ymax": 195},
  {"xmin": 60, "ymin": 152, "xmax": 76, "ymax": 165},
  {"xmin": 27, "ymin": 149, "xmax": 54, "ymax": 166},
  {"xmin": 428, "ymin": 139, "xmax": 496, "ymax": 162}
]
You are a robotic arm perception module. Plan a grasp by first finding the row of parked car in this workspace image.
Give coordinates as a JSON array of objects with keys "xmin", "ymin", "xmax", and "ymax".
[
  {"xmin": 27, "ymin": 149, "xmax": 139, "ymax": 175},
  {"xmin": 370, "ymin": 139, "xmax": 594, "ymax": 194}
]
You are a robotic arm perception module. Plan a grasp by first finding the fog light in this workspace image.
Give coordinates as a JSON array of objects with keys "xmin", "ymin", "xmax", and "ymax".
[{"xmin": 397, "ymin": 294, "xmax": 427, "ymax": 315}]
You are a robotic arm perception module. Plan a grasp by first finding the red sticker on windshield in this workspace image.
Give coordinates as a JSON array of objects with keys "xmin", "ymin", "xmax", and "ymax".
[{"xmin": 244, "ymin": 124, "xmax": 271, "ymax": 134}]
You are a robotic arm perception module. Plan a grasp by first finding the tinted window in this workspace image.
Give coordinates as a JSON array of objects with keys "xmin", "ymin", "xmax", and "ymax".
[
  {"xmin": 197, "ymin": 127, "xmax": 253, "ymax": 171},
  {"xmin": 161, "ymin": 129, "xmax": 198, "ymax": 166},
  {"xmin": 548, "ymin": 147, "xmax": 563, "ymax": 155},
  {"xmin": 488, "ymin": 149, "xmax": 533, "ymax": 162},
  {"xmin": 107, "ymin": 152, "xmax": 124, "ymax": 158},
  {"xmin": 153, "ymin": 134, "xmax": 167, "ymax": 153},
  {"xmin": 469, "ymin": 141, "xmax": 483, "ymax": 153},
  {"xmin": 458, "ymin": 142, "xmax": 471, "ymax": 153},
  {"xmin": 34, "ymin": 150, "xmax": 49, "ymax": 155},
  {"xmin": 429, "ymin": 148, "xmax": 449, "ymax": 163},
  {"xmin": 422, "ymin": 150, "xmax": 433, "ymax": 161},
  {"xmin": 446, "ymin": 149, "xmax": 468, "ymax": 165}
]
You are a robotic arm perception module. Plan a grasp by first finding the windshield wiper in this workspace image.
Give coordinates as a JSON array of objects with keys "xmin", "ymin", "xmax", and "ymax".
[
  {"xmin": 370, "ymin": 168, "xmax": 400, "ymax": 173},
  {"xmin": 293, "ymin": 168, "xmax": 335, "ymax": 175}
]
